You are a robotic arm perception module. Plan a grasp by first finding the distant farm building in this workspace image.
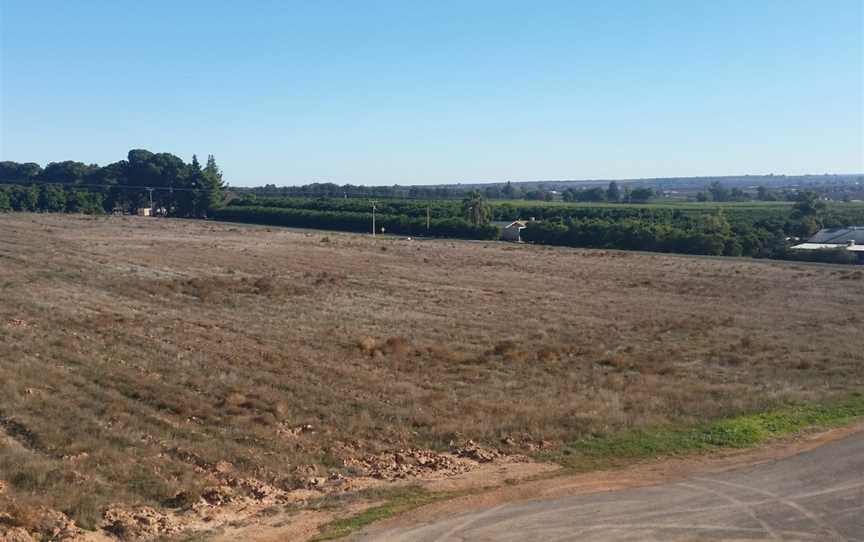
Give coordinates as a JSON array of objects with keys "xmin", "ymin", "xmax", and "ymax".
[
  {"xmin": 791, "ymin": 227, "xmax": 864, "ymax": 262},
  {"xmin": 494, "ymin": 220, "xmax": 529, "ymax": 242},
  {"xmin": 137, "ymin": 207, "xmax": 153, "ymax": 217}
]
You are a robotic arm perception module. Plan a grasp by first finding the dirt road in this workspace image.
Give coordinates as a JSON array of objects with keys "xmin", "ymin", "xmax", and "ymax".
[{"xmin": 352, "ymin": 431, "xmax": 864, "ymax": 541}]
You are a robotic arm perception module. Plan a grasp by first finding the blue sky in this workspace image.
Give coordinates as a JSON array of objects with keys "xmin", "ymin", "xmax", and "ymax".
[{"xmin": 1, "ymin": 0, "xmax": 862, "ymax": 186}]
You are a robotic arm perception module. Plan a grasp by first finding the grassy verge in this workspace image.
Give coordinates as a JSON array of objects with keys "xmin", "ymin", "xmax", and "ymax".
[
  {"xmin": 313, "ymin": 394, "xmax": 864, "ymax": 540},
  {"xmin": 550, "ymin": 393, "xmax": 864, "ymax": 471},
  {"xmin": 311, "ymin": 486, "xmax": 480, "ymax": 541}
]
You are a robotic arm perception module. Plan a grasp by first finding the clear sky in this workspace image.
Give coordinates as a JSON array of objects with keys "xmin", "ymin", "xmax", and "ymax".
[{"xmin": 1, "ymin": 0, "xmax": 862, "ymax": 186}]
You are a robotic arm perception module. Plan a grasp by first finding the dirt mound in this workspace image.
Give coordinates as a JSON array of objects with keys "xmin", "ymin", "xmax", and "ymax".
[
  {"xmin": 102, "ymin": 506, "xmax": 180, "ymax": 540},
  {"xmin": 198, "ymin": 486, "xmax": 235, "ymax": 507},
  {"xmin": 209, "ymin": 460, "xmax": 231, "ymax": 474},
  {"xmin": 344, "ymin": 449, "xmax": 475, "ymax": 480},
  {"xmin": 453, "ymin": 440, "xmax": 501, "ymax": 463},
  {"xmin": 34, "ymin": 509, "xmax": 83, "ymax": 541},
  {"xmin": 291, "ymin": 464, "xmax": 327, "ymax": 490},
  {"xmin": 226, "ymin": 477, "xmax": 287, "ymax": 502},
  {"xmin": 0, "ymin": 507, "xmax": 83, "ymax": 542},
  {"xmin": 0, "ymin": 527, "xmax": 35, "ymax": 542}
]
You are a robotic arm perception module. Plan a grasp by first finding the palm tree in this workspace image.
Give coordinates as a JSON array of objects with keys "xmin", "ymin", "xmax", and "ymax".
[{"xmin": 462, "ymin": 190, "xmax": 489, "ymax": 226}]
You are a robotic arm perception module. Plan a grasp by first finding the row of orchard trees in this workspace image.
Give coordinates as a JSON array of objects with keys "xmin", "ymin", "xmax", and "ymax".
[
  {"xmin": 0, "ymin": 149, "xmax": 225, "ymax": 216},
  {"xmin": 212, "ymin": 205, "xmax": 499, "ymax": 239},
  {"xmin": 521, "ymin": 213, "xmax": 789, "ymax": 257},
  {"xmin": 520, "ymin": 192, "xmax": 857, "ymax": 261}
]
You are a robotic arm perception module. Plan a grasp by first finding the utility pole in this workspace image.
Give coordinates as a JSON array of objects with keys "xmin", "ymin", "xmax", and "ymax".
[
  {"xmin": 145, "ymin": 188, "xmax": 154, "ymax": 209},
  {"xmin": 371, "ymin": 201, "xmax": 377, "ymax": 236}
]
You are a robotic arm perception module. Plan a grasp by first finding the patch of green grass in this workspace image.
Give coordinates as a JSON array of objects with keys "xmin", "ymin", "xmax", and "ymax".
[
  {"xmin": 550, "ymin": 393, "xmax": 864, "ymax": 471},
  {"xmin": 311, "ymin": 486, "xmax": 478, "ymax": 541}
]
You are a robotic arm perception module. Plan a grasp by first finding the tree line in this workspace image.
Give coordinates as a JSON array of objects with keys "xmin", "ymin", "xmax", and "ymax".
[
  {"xmin": 0, "ymin": 150, "xmax": 225, "ymax": 216},
  {"xmin": 212, "ymin": 206, "xmax": 499, "ymax": 239},
  {"xmin": 232, "ymin": 180, "xmax": 655, "ymax": 202},
  {"xmin": 230, "ymin": 179, "xmax": 835, "ymax": 204}
]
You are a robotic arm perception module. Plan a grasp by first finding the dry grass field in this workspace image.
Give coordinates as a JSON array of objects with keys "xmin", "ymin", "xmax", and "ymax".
[{"xmin": 0, "ymin": 214, "xmax": 862, "ymax": 539}]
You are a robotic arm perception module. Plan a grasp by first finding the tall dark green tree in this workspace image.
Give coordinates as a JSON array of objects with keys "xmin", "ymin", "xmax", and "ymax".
[
  {"xmin": 13, "ymin": 186, "xmax": 40, "ymax": 211},
  {"xmin": 0, "ymin": 188, "xmax": 11, "ymax": 211},
  {"xmin": 578, "ymin": 187, "xmax": 606, "ymax": 202},
  {"xmin": 756, "ymin": 186, "xmax": 775, "ymax": 201},
  {"xmin": 789, "ymin": 191, "xmax": 827, "ymax": 237},
  {"xmin": 187, "ymin": 155, "xmax": 206, "ymax": 217},
  {"xmin": 200, "ymin": 154, "xmax": 225, "ymax": 215},
  {"xmin": 606, "ymin": 181, "xmax": 620, "ymax": 202},
  {"xmin": 66, "ymin": 189, "xmax": 104, "ymax": 214},
  {"xmin": 791, "ymin": 191, "xmax": 827, "ymax": 220},
  {"xmin": 622, "ymin": 185, "xmax": 632, "ymax": 203},
  {"xmin": 40, "ymin": 161, "xmax": 96, "ymax": 184},
  {"xmin": 93, "ymin": 160, "xmax": 130, "ymax": 213},
  {"xmin": 0, "ymin": 161, "xmax": 43, "ymax": 182},
  {"xmin": 461, "ymin": 190, "xmax": 489, "ymax": 226},
  {"xmin": 629, "ymin": 187, "xmax": 654, "ymax": 203},
  {"xmin": 708, "ymin": 181, "xmax": 730, "ymax": 202},
  {"xmin": 38, "ymin": 184, "xmax": 67, "ymax": 212}
]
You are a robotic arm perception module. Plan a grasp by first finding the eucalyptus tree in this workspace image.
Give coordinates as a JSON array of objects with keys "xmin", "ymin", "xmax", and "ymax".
[{"xmin": 461, "ymin": 190, "xmax": 489, "ymax": 226}]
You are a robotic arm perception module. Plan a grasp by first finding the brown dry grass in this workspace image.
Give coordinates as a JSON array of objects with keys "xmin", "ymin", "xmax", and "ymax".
[{"xmin": 0, "ymin": 214, "xmax": 862, "ymax": 529}]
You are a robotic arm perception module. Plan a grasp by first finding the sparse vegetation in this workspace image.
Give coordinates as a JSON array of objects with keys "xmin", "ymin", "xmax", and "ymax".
[{"xmin": 0, "ymin": 214, "xmax": 862, "ymax": 537}]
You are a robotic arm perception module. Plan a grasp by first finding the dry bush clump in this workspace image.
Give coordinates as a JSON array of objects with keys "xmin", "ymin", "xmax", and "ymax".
[
  {"xmin": 0, "ymin": 214, "xmax": 861, "ymax": 538},
  {"xmin": 357, "ymin": 337, "xmax": 379, "ymax": 356},
  {"xmin": 493, "ymin": 340, "xmax": 518, "ymax": 356},
  {"xmin": 383, "ymin": 336, "xmax": 411, "ymax": 356},
  {"xmin": 536, "ymin": 346, "xmax": 561, "ymax": 362},
  {"xmin": 489, "ymin": 340, "xmax": 532, "ymax": 363},
  {"xmin": 4, "ymin": 502, "xmax": 39, "ymax": 530},
  {"xmin": 356, "ymin": 336, "xmax": 413, "ymax": 357},
  {"xmin": 0, "ymin": 501, "xmax": 82, "ymax": 541},
  {"xmin": 424, "ymin": 344, "xmax": 466, "ymax": 363}
]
